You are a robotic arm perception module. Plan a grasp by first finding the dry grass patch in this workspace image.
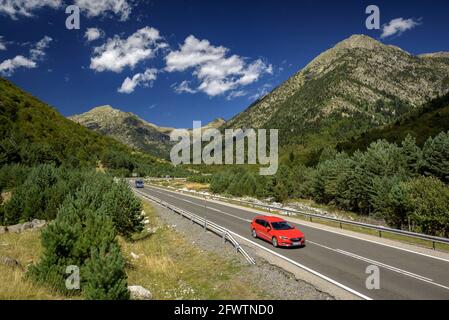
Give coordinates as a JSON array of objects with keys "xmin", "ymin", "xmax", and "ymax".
[
  {"xmin": 121, "ymin": 202, "xmax": 269, "ymax": 300},
  {"xmin": 0, "ymin": 231, "xmax": 64, "ymax": 300}
]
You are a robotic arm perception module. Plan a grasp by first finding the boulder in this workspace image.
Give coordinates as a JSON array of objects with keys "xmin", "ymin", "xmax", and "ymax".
[{"xmin": 128, "ymin": 285, "xmax": 152, "ymax": 300}]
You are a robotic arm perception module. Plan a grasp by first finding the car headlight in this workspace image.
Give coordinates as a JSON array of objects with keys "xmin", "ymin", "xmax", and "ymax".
[{"xmin": 280, "ymin": 236, "xmax": 289, "ymax": 240}]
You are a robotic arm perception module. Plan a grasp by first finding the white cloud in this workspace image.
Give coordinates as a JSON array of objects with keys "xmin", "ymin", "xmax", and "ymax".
[
  {"xmin": 90, "ymin": 27, "xmax": 167, "ymax": 73},
  {"xmin": 75, "ymin": 0, "xmax": 133, "ymax": 21},
  {"xmin": 381, "ymin": 18, "xmax": 421, "ymax": 39},
  {"xmin": 0, "ymin": 35, "xmax": 52, "ymax": 76},
  {"xmin": 226, "ymin": 90, "xmax": 247, "ymax": 100},
  {"xmin": 165, "ymin": 35, "xmax": 272, "ymax": 97},
  {"xmin": 30, "ymin": 36, "xmax": 52, "ymax": 61},
  {"xmin": 0, "ymin": 55, "xmax": 36, "ymax": 76},
  {"xmin": 172, "ymin": 80, "xmax": 197, "ymax": 94},
  {"xmin": 85, "ymin": 28, "xmax": 104, "ymax": 42},
  {"xmin": 0, "ymin": 0, "xmax": 61, "ymax": 19},
  {"xmin": 118, "ymin": 68, "xmax": 158, "ymax": 94},
  {"xmin": 0, "ymin": 36, "xmax": 6, "ymax": 50}
]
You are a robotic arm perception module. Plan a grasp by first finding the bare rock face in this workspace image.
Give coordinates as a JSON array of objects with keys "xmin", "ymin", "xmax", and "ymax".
[
  {"xmin": 225, "ymin": 34, "xmax": 449, "ymax": 146},
  {"xmin": 128, "ymin": 285, "xmax": 152, "ymax": 300},
  {"xmin": 2, "ymin": 219, "xmax": 47, "ymax": 233}
]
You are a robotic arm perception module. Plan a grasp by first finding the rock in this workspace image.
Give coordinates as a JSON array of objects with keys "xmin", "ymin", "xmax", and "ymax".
[
  {"xmin": 130, "ymin": 252, "xmax": 140, "ymax": 260},
  {"xmin": 0, "ymin": 256, "xmax": 22, "ymax": 270},
  {"xmin": 128, "ymin": 285, "xmax": 152, "ymax": 300},
  {"xmin": 3, "ymin": 219, "xmax": 46, "ymax": 233},
  {"xmin": 6, "ymin": 224, "xmax": 22, "ymax": 233},
  {"xmin": 143, "ymin": 219, "xmax": 150, "ymax": 224},
  {"xmin": 0, "ymin": 226, "xmax": 5, "ymax": 234}
]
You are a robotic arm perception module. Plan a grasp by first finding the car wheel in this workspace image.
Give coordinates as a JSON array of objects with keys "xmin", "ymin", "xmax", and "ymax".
[
  {"xmin": 252, "ymin": 229, "xmax": 257, "ymax": 238},
  {"xmin": 272, "ymin": 237, "xmax": 278, "ymax": 248}
]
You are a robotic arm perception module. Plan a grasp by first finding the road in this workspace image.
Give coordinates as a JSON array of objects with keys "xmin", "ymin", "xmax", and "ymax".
[{"xmin": 134, "ymin": 184, "xmax": 449, "ymax": 300}]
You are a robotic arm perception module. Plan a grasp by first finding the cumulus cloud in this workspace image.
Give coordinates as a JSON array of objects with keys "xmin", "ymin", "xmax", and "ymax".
[
  {"xmin": 0, "ymin": 55, "xmax": 36, "ymax": 76},
  {"xmin": 165, "ymin": 35, "xmax": 272, "ymax": 97},
  {"xmin": 90, "ymin": 27, "xmax": 167, "ymax": 73},
  {"xmin": 0, "ymin": 0, "xmax": 61, "ymax": 19},
  {"xmin": 85, "ymin": 28, "xmax": 104, "ymax": 42},
  {"xmin": 0, "ymin": 35, "xmax": 52, "ymax": 76},
  {"xmin": 118, "ymin": 68, "xmax": 158, "ymax": 94},
  {"xmin": 381, "ymin": 18, "xmax": 421, "ymax": 39},
  {"xmin": 75, "ymin": 0, "xmax": 133, "ymax": 21}
]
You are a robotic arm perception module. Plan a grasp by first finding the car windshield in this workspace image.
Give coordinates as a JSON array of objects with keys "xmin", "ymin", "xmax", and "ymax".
[{"xmin": 271, "ymin": 221, "xmax": 294, "ymax": 230}]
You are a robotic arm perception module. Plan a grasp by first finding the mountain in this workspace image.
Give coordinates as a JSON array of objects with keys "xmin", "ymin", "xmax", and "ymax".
[
  {"xmin": 338, "ymin": 92, "xmax": 449, "ymax": 153},
  {"xmin": 70, "ymin": 106, "xmax": 226, "ymax": 159},
  {"xmin": 70, "ymin": 105, "xmax": 174, "ymax": 159},
  {"xmin": 0, "ymin": 77, "xmax": 188, "ymax": 177},
  {"xmin": 0, "ymin": 78, "xmax": 129, "ymax": 167},
  {"xmin": 225, "ymin": 34, "xmax": 449, "ymax": 159}
]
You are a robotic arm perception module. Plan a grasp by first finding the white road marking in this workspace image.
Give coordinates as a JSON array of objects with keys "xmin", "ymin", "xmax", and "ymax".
[
  {"xmin": 307, "ymin": 240, "xmax": 449, "ymax": 291},
  {"xmin": 147, "ymin": 185, "xmax": 449, "ymax": 264},
  {"xmin": 227, "ymin": 231, "xmax": 373, "ymax": 300}
]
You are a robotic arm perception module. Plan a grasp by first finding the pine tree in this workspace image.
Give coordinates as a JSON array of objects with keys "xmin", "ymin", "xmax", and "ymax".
[
  {"xmin": 102, "ymin": 180, "xmax": 144, "ymax": 239},
  {"xmin": 83, "ymin": 242, "xmax": 130, "ymax": 300},
  {"xmin": 401, "ymin": 135, "xmax": 422, "ymax": 175},
  {"xmin": 421, "ymin": 131, "xmax": 449, "ymax": 183}
]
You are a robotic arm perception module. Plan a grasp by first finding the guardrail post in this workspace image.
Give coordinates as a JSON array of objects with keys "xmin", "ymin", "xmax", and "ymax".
[
  {"xmin": 378, "ymin": 230, "xmax": 382, "ymax": 238},
  {"xmin": 432, "ymin": 241, "xmax": 436, "ymax": 250},
  {"xmin": 204, "ymin": 220, "xmax": 207, "ymax": 230},
  {"xmin": 339, "ymin": 222, "xmax": 343, "ymax": 229},
  {"xmin": 222, "ymin": 232, "xmax": 226, "ymax": 244},
  {"xmin": 310, "ymin": 217, "xmax": 313, "ymax": 222}
]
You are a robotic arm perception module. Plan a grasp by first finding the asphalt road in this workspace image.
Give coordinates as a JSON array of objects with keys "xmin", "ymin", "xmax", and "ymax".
[{"xmin": 135, "ymin": 184, "xmax": 449, "ymax": 300}]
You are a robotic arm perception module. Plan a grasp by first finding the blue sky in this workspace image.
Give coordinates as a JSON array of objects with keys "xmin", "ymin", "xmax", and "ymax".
[{"xmin": 1, "ymin": 0, "xmax": 448, "ymax": 128}]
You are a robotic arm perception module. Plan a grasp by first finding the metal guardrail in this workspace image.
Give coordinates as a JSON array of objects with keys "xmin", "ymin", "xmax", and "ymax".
[
  {"xmin": 150, "ymin": 184, "xmax": 449, "ymax": 250},
  {"xmin": 134, "ymin": 189, "xmax": 256, "ymax": 265}
]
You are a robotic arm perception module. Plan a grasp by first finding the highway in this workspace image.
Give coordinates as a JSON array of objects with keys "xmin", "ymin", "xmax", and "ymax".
[{"xmin": 135, "ymin": 184, "xmax": 449, "ymax": 300}]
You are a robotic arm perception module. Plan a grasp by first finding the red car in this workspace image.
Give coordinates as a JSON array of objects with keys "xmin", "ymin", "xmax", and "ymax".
[{"xmin": 251, "ymin": 216, "xmax": 305, "ymax": 248}]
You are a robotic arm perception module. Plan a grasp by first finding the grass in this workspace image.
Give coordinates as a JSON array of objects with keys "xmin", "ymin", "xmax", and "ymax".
[
  {"xmin": 0, "ymin": 200, "xmax": 271, "ymax": 300},
  {"xmin": 0, "ymin": 231, "xmax": 65, "ymax": 300},
  {"xmin": 120, "ymin": 202, "xmax": 270, "ymax": 300}
]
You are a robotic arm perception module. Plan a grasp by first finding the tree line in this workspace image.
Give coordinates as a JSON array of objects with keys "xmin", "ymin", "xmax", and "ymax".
[{"xmin": 210, "ymin": 132, "xmax": 449, "ymax": 237}]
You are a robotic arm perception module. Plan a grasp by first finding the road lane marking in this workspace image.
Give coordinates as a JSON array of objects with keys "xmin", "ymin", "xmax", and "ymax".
[
  {"xmin": 307, "ymin": 240, "xmax": 449, "ymax": 291},
  {"xmin": 137, "ymin": 187, "xmax": 372, "ymax": 300},
  {"xmin": 146, "ymin": 185, "xmax": 449, "ymax": 264},
  {"xmin": 227, "ymin": 231, "xmax": 373, "ymax": 300},
  {"xmin": 149, "ymin": 188, "xmax": 252, "ymax": 223}
]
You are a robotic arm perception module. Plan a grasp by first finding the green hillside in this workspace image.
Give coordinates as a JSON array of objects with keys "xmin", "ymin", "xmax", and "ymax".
[
  {"xmin": 338, "ymin": 93, "xmax": 449, "ymax": 154},
  {"xmin": 0, "ymin": 77, "xmax": 187, "ymax": 177}
]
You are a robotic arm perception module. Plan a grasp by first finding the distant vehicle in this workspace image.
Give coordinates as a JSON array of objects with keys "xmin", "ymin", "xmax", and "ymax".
[
  {"xmin": 250, "ymin": 216, "xmax": 305, "ymax": 248},
  {"xmin": 135, "ymin": 179, "xmax": 144, "ymax": 188}
]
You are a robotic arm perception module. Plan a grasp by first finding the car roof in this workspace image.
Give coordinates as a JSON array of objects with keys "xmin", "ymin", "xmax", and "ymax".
[{"xmin": 254, "ymin": 215, "xmax": 285, "ymax": 223}]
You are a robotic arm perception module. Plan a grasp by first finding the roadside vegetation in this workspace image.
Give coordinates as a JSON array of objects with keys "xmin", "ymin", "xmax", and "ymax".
[
  {"xmin": 207, "ymin": 132, "xmax": 449, "ymax": 238},
  {"xmin": 0, "ymin": 201, "xmax": 271, "ymax": 300}
]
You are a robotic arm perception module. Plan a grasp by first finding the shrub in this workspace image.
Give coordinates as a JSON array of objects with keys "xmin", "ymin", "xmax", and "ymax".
[{"xmin": 83, "ymin": 242, "xmax": 130, "ymax": 300}]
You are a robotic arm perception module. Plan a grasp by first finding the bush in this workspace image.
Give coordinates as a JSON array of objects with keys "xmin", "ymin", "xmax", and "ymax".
[
  {"xmin": 29, "ymin": 182, "xmax": 129, "ymax": 299},
  {"xmin": 403, "ymin": 177, "xmax": 449, "ymax": 237}
]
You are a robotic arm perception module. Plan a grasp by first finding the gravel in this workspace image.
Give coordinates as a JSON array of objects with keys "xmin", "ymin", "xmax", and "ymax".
[{"xmin": 152, "ymin": 201, "xmax": 334, "ymax": 300}]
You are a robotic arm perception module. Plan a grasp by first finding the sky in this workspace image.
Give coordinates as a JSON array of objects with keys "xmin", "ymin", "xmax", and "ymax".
[{"xmin": 0, "ymin": 0, "xmax": 448, "ymax": 128}]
